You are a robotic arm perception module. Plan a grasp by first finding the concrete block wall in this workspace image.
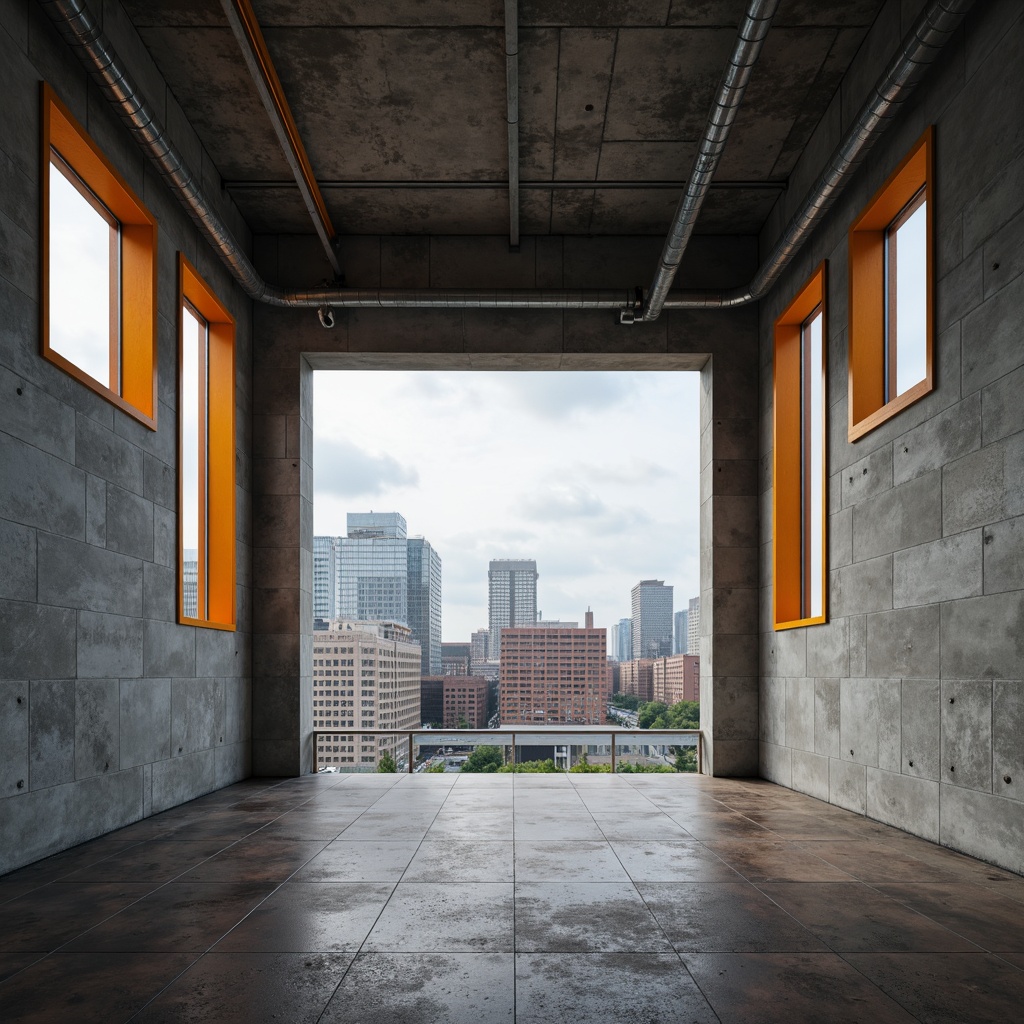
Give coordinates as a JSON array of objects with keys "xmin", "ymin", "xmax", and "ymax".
[
  {"xmin": 250, "ymin": 233, "xmax": 761, "ymax": 778},
  {"xmin": 0, "ymin": 0, "xmax": 253, "ymax": 874},
  {"xmin": 758, "ymin": 0, "xmax": 1024, "ymax": 873}
]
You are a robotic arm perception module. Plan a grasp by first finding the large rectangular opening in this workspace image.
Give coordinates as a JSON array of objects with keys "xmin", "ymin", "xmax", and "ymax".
[{"xmin": 310, "ymin": 366, "xmax": 701, "ymax": 773}]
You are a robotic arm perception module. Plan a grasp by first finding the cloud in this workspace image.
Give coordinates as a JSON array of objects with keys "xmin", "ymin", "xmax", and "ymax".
[
  {"xmin": 521, "ymin": 486, "xmax": 609, "ymax": 520},
  {"xmin": 314, "ymin": 438, "xmax": 418, "ymax": 499},
  {"xmin": 496, "ymin": 372, "xmax": 635, "ymax": 421}
]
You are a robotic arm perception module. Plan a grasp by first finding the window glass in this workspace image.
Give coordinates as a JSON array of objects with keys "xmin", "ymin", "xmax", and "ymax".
[
  {"xmin": 888, "ymin": 193, "xmax": 928, "ymax": 398},
  {"xmin": 48, "ymin": 154, "xmax": 117, "ymax": 388},
  {"xmin": 773, "ymin": 262, "xmax": 827, "ymax": 630},
  {"xmin": 178, "ymin": 255, "xmax": 235, "ymax": 629},
  {"xmin": 802, "ymin": 307, "xmax": 824, "ymax": 620},
  {"xmin": 42, "ymin": 84, "xmax": 156, "ymax": 426},
  {"xmin": 181, "ymin": 302, "xmax": 206, "ymax": 620}
]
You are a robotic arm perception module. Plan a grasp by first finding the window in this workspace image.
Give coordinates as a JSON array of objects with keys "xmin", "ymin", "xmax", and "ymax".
[
  {"xmin": 773, "ymin": 262, "xmax": 827, "ymax": 630},
  {"xmin": 849, "ymin": 127, "xmax": 933, "ymax": 440},
  {"xmin": 179, "ymin": 255, "xmax": 236, "ymax": 629},
  {"xmin": 41, "ymin": 84, "xmax": 157, "ymax": 427}
]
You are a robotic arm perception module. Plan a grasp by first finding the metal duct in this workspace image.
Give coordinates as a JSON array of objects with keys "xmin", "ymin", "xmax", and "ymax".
[
  {"xmin": 505, "ymin": 0, "xmax": 520, "ymax": 249},
  {"xmin": 219, "ymin": 0, "xmax": 341, "ymax": 277},
  {"xmin": 39, "ymin": 0, "xmax": 973, "ymax": 316},
  {"xmin": 643, "ymin": 0, "xmax": 779, "ymax": 322},
  {"xmin": 659, "ymin": 0, "xmax": 976, "ymax": 312}
]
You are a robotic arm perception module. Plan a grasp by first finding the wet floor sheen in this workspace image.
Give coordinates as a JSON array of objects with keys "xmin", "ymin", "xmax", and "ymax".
[{"xmin": 1, "ymin": 772, "xmax": 1023, "ymax": 1023}]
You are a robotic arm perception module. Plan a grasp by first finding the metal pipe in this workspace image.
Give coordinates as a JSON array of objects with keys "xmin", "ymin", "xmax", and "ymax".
[
  {"xmin": 40, "ymin": 0, "xmax": 972, "ymax": 317},
  {"xmin": 643, "ymin": 0, "xmax": 780, "ymax": 322},
  {"xmin": 658, "ymin": 0, "xmax": 975, "ymax": 312},
  {"xmin": 223, "ymin": 178, "xmax": 789, "ymax": 191},
  {"xmin": 218, "ymin": 0, "xmax": 341, "ymax": 277},
  {"xmin": 504, "ymin": 0, "xmax": 520, "ymax": 249}
]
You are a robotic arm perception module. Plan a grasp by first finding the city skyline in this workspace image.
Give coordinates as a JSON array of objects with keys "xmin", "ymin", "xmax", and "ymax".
[{"xmin": 313, "ymin": 371, "xmax": 700, "ymax": 641}]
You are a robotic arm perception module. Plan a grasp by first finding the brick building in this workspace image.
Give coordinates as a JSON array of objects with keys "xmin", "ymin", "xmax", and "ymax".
[
  {"xmin": 653, "ymin": 655, "xmax": 700, "ymax": 705},
  {"xmin": 619, "ymin": 659, "xmax": 655, "ymax": 703},
  {"xmin": 499, "ymin": 624, "xmax": 609, "ymax": 725}
]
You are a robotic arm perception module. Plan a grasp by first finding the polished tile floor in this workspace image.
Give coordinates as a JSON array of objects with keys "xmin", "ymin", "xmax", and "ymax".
[{"xmin": 2, "ymin": 772, "xmax": 1024, "ymax": 1023}]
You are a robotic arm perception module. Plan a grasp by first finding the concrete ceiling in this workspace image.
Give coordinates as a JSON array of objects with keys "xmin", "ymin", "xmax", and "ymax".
[{"xmin": 121, "ymin": 0, "xmax": 885, "ymax": 237}]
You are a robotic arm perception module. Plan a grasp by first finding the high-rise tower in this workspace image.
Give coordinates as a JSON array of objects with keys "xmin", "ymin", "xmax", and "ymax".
[
  {"xmin": 488, "ymin": 558, "xmax": 538, "ymax": 660},
  {"xmin": 631, "ymin": 580, "xmax": 674, "ymax": 660},
  {"xmin": 313, "ymin": 535, "xmax": 339, "ymax": 624},
  {"xmin": 338, "ymin": 512, "xmax": 409, "ymax": 624},
  {"xmin": 407, "ymin": 537, "xmax": 442, "ymax": 675}
]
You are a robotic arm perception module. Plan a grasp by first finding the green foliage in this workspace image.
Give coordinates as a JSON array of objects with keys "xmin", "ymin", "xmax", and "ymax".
[
  {"xmin": 427, "ymin": 760, "xmax": 446, "ymax": 773},
  {"xmin": 568, "ymin": 750, "xmax": 610, "ymax": 773},
  {"xmin": 637, "ymin": 701, "xmax": 668, "ymax": 729},
  {"xmin": 377, "ymin": 751, "xmax": 397, "ymax": 773},
  {"xmin": 616, "ymin": 761, "xmax": 674, "ymax": 773},
  {"xmin": 497, "ymin": 759, "xmax": 559, "ymax": 773},
  {"xmin": 611, "ymin": 693, "xmax": 641, "ymax": 710},
  {"xmin": 636, "ymin": 699, "xmax": 700, "ymax": 731},
  {"xmin": 673, "ymin": 745, "xmax": 698, "ymax": 773},
  {"xmin": 456, "ymin": 715, "xmax": 470, "ymax": 729},
  {"xmin": 460, "ymin": 745, "xmax": 504, "ymax": 772}
]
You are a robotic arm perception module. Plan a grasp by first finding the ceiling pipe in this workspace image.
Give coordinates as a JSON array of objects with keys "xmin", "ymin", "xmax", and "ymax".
[
  {"xmin": 219, "ymin": 0, "xmax": 341, "ymax": 277},
  {"xmin": 659, "ymin": 0, "xmax": 976, "ymax": 312},
  {"xmin": 642, "ymin": 0, "xmax": 780, "ymax": 323},
  {"xmin": 505, "ymin": 0, "xmax": 520, "ymax": 249},
  {"xmin": 38, "ymin": 0, "xmax": 972, "ymax": 317}
]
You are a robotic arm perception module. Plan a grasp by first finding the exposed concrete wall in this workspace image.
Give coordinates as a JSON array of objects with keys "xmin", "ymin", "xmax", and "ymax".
[
  {"xmin": 0, "ymin": 0, "xmax": 253, "ymax": 874},
  {"xmin": 250, "ymin": 234, "xmax": 761, "ymax": 778},
  {"xmin": 758, "ymin": 0, "xmax": 1024, "ymax": 872}
]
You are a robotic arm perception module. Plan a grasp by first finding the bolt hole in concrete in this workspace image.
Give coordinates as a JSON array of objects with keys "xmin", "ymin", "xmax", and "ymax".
[
  {"xmin": 16, "ymin": 387, "xmax": 22, "ymax": 395},
  {"xmin": 585, "ymin": 103, "xmax": 594, "ymax": 111},
  {"xmin": 1005, "ymin": 775, "xmax": 1013, "ymax": 784},
  {"xmin": 909, "ymin": 760, "xmax": 914, "ymax": 766}
]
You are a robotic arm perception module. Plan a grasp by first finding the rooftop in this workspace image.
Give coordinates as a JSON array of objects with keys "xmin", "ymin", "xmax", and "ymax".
[{"xmin": 3, "ymin": 774, "xmax": 1023, "ymax": 1022}]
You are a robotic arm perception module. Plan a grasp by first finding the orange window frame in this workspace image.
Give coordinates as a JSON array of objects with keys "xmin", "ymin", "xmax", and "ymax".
[
  {"xmin": 773, "ymin": 262, "xmax": 827, "ymax": 631},
  {"xmin": 178, "ymin": 255, "xmax": 236, "ymax": 630},
  {"xmin": 40, "ymin": 83, "xmax": 157, "ymax": 428},
  {"xmin": 848, "ymin": 126, "xmax": 933, "ymax": 441}
]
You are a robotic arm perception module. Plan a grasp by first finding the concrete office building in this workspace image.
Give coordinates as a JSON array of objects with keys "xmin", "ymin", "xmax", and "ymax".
[
  {"xmin": 406, "ymin": 537, "xmax": 442, "ymax": 676},
  {"xmin": 440, "ymin": 642, "xmax": 471, "ymax": 676},
  {"xmin": 499, "ymin": 623, "xmax": 609, "ymax": 725},
  {"xmin": 653, "ymin": 654, "xmax": 700, "ymax": 705},
  {"xmin": 312, "ymin": 620, "xmax": 421, "ymax": 771},
  {"xmin": 631, "ymin": 580, "xmax": 674, "ymax": 660},
  {"xmin": 674, "ymin": 609, "xmax": 689, "ymax": 655},
  {"xmin": 687, "ymin": 597, "xmax": 701, "ymax": 659},
  {"xmin": 6, "ymin": 2, "xmax": 1024, "ymax": 1015},
  {"xmin": 487, "ymin": 559, "xmax": 538, "ymax": 661}
]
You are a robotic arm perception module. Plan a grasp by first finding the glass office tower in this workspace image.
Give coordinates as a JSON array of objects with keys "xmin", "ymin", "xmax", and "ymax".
[
  {"xmin": 339, "ymin": 512, "xmax": 409, "ymax": 625},
  {"xmin": 407, "ymin": 537, "xmax": 442, "ymax": 675}
]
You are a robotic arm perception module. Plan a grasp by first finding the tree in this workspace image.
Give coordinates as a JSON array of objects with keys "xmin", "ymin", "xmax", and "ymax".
[
  {"xmin": 637, "ymin": 701, "xmax": 668, "ymax": 729},
  {"xmin": 460, "ymin": 745, "xmax": 504, "ymax": 772},
  {"xmin": 456, "ymin": 715, "xmax": 470, "ymax": 729},
  {"xmin": 427, "ymin": 760, "xmax": 446, "ymax": 773},
  {"xmin": 377, "ymin": 751, "xmax": 397, "ymax": 773},
  {"xmin": 611, "ymin": 693, "xmax": 641, "ymax": 711},
  {"xmin": 498, "ymin": 758, "xmax": 559, "ymax": 773},
  {"xmin": 673, "ymin": 745, "xmax": 698, "ymax": 772}
]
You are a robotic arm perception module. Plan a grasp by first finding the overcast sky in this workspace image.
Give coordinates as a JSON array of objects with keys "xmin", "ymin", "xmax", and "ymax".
[{"xmin": 313, "ymin": 370, "xmax": 700, "ymax": 642}]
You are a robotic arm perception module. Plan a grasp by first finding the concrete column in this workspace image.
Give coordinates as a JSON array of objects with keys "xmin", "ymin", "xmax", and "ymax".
[{"xmin": 670, "ymin": 310, "xmax": 761, "ymax": 776}]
